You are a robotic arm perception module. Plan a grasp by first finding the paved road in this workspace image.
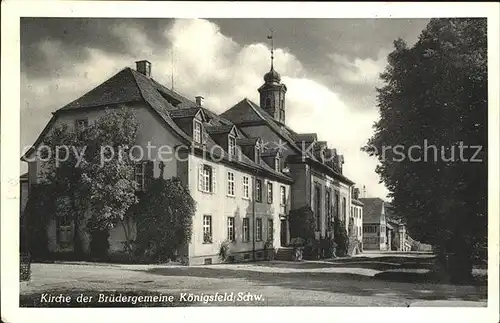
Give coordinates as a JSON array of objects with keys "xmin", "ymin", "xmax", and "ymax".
[{"xmin": 20, "ymin": 254, "xmax": 487, "ymax": 307}]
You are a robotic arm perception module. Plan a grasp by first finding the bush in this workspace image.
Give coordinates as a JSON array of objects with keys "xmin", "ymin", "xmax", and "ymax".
[
  {"xmin": 303, "ymin": 238, "xmax": 320, "ymax": 260},
  {"xmin": 334, "ymin": 217, "xmax": 349, "ymax": 257},
  {"xmin": 134, "ymin": 177, "xmax": 195, "ymax": 263},
  {"xmin": 23, "ymin": 184, "xmax": 56, "ymax": 260},
  {"xmin": 218, "ymin": 240, "xmax": 231, "ymax": 263},
  {"xmin": 288, "ymin": 206, "xmax": 316, "ymax": 241},
  {"xmin": 88, "ymin": 228, "xmax": 110, "ymax": 259}
]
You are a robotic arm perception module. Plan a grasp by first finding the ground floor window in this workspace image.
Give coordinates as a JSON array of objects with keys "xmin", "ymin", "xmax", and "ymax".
[
  {"xmin": 256, "ymin": 218, "xmax": 263, "ymax": 241},
  {"xmin": 242, "ymin": 218, "xmax": 250, "ymax": 242},
  {"xmin": 267, "ymin": 219, "xmax": 273, "ymax": 241},
  {"xmin": 227, "ymin": 217, "xmax": 235, "ymax": 242},
  {"xmin": 203, "ymin": 215, "xmax": 212, "ymax": 243}
]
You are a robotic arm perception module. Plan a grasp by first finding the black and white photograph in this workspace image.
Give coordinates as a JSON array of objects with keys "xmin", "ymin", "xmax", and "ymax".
[{"xmin": 1, "ymin": 1, "xmax": 499, "ymax": 323}]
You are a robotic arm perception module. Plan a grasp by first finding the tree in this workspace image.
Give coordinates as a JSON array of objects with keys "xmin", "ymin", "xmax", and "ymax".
[
  {"xmin": 288, "ymin": 206, "xmax": 316, "ymax": 240},
  {"xmin": 39, "ymin": 107, "xmax": 140, "ymax": 256},
  {"xmin": 133, "ymin": 177, "xmax": 196, "ymax": 262},
  {"xmin": 363, "ymin": 19, "xmax": 487, "ymax": 281}
]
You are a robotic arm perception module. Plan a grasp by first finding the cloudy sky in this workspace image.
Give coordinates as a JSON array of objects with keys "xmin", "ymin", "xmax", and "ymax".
[{"xmin": 20, "ymin": 18, "xmax": 430, "ymax": 199}]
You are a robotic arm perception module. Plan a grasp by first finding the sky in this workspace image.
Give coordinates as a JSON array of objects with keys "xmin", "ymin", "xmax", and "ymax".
[{"xmin": 20, "ymin": 18, "xmax": 430, "ymax": 199}]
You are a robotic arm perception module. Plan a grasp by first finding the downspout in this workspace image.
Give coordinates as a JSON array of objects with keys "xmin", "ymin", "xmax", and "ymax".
[{"xmin": 252, "ymin": 175, "xmax": 256, "ymax": 261}]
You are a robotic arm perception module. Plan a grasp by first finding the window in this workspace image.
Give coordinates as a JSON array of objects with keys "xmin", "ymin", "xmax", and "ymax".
[
  {"xmin": 342, "ymin": 197, "xmax": 347, "ymax": 220},
  {"xmin": 134, "ymin": 162, "xmax": 145, "ymax": 191},
  {"xmin": 256, "ymin": 145, "xmax": 261, "ymax": 162},
  {"xmin": 335, "ymin": 192, "xmax": 340, "ymax": 219},
  {"xmin": 193, "ymin": 120, "xmax": 202, "ymax": 143},
  {"xmin": 243, "ymin": 218, "xmax": 250, "ymax": 242},
  {"xmin": 274, "ymin": 157, "xmax": 280, "ymax": 171},
  {"xmin": 75, "ymin": 118, "xmax": 88, "ymax": 132},
  {"xmin": 265, "ymin": 98, "xmax": 271, "ymax": 107},
  {"xmin": 256, "ymin": 179, "xmax": 262, "ymax": 202},
  {"xmin": 267, "ymin": 219, "xmax": 274, "ymax": 241},
  {"xmin": 256, "ymin": 218, "xmax": 263, "ymax": 241},
  {"xmin": 203, "ymin": 215, "xmax": 212, "ymax": 243},
  {"xmin": 228, "ymin": 135, "xmax": 236, "ymax": 156},
  {"xmin": 227, "ymin": 217, "xmax": 235, "ymax": 242},
  {"xmin": 325, "ymin": 189, "xmax": 332, "ymax": 230},
  {"xmin": 200, "ymin": 164, "xmax": 215, "ymax": 193},
  {"xmin": 280, "ymin": 186, "xmax": 286, "ymax": 205},
  {"xmin": 267, "ymin": 182, "xmax": 273, "ymax": 204},
  {"xmin": 314, "ymin": 184, "xmax": 321, "ymax": 231},
  {"xmin": 242, "ymin": 176, "xmax": 249, "ymax": 199},
  {"xmin": 227, "ymin": 172, "xmax": 235, "ymax": 196}
]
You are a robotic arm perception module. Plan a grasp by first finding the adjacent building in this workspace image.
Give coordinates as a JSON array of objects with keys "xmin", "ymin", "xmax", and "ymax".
[
  {"xmin": 22, "ymin": 53, "xmax": 356, "ymax": 264},
  {"xmin": 350, "ymin": 188, "xmax": 363, "ymax": 248},
  {"xmin": 359, "ymin": 197, "xmax": 388, "ymax": 250}
]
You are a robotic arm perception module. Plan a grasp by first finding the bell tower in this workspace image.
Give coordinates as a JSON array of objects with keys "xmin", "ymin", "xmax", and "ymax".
[{"xmin": 258, "ymin": 29, "xmax": 287, "ymax": 124}]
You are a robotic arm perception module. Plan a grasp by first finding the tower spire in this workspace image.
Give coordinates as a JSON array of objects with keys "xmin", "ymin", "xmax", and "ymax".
[{"xmin": 267, "ymin": 29, "xmax": 275, "ymax": 70}]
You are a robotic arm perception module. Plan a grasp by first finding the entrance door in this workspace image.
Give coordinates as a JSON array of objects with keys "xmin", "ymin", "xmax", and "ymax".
[{"xmin": 280, "ymin": 219, "xmax": 287, "ymax": 247}]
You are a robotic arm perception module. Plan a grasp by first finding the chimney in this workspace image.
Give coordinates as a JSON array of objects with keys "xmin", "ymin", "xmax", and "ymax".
[
  {"xmin": 136, "ymin": 60, "xmax": 151, "ymax": 77},
  {"xmin": 195, "ymin": 96, "xmax": 204, "ymax": 107}
]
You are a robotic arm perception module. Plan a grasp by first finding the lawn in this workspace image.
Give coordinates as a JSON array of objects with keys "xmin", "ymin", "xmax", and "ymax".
[{"xmin": 19, "ymin": 253, "xmax": 487, "ymax": 307}]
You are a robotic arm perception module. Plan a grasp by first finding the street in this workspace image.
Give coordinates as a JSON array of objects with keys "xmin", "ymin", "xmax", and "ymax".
[{"xmin": 20, "ymin": 252, "xmax": 487, "ymax": 307}]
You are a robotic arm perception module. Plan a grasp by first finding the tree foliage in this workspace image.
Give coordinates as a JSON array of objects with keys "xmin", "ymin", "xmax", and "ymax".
[
  {"xmin": 23, "ymin": 184, "xmax": 56, "ymax": 259},
  {"xmin": 133, "ymin": 177, "xmax": 196, "ymax": 262},
  {"xmin": 333, "ymin": 217, "xmax": 349, "ymax": 257},
  {"xmin": 363, "ymin": 19, "xmax": 487, "ymax": 281},
  {"xmin": 288, "ymin": 206, "xmax": 316, "ymax": 241},
  {"xmin": 38, "ymin": 107, "xmax": 140, "ymax": 255}
]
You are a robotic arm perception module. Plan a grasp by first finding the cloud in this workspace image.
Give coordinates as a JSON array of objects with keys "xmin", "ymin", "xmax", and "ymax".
[
  {"xmin": 21, "ymin": 18, "xmax": 389, "ymax": 199},
  {"xmin": 329, "ymin": 49, "xmax": 389, "ymax": 86}
]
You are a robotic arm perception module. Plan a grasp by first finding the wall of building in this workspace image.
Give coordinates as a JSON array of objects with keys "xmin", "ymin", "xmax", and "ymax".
[
  {"xmin": 186, "ymin": 153, "xmax": 291, "ymax": 265},
  {"xmin": 28, "ymin": 103, "xmax": 184, "ymax": 254}
]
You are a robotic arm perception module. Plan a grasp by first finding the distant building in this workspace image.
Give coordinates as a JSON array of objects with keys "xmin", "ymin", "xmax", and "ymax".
[
  {"xmin": 359, "ymin": 197, "xmax": 388, "ymax": 250},
  {"xmin": 350, "ymin": 187, "xmax": 363, "ymax": 249}
]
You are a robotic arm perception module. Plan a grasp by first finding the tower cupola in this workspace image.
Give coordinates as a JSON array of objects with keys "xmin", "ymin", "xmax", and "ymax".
[{"xmin": 258, "ymin": 29, "xmax": 287, "ymax": 124}]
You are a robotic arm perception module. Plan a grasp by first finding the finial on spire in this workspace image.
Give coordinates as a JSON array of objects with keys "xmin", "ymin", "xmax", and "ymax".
[{"xmin": 267, "ymin": 29, "xmax": 275, "ymax": 69}]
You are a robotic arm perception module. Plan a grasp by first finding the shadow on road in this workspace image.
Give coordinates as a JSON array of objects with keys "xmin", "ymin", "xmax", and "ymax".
[{"xmin": 137, "ymin": 262, "xmax": 487, "ymax": 303}]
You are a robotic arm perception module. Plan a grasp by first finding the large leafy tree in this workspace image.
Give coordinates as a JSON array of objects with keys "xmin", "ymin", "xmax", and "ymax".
[
  {"xmin": 38, "ymin": 107, "xmax": 140, "ymax": 255},
  {"xmin": 364, "ymin": 18, "xmax": 487, "ymax": 281}
]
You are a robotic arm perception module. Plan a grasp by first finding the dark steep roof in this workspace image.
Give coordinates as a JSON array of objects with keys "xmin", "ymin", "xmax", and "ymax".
[
  {"xmin": 359, "ymin": 198, "xmax": 385, "ymax": 224},
  {"xmin": 236, "ymin": 137, "xmax": 260, "ymax": 146},
  {"xmin": 23, "ymin": 66, "xmax": 293, "ymax": 183},
  {"xmin": 205, "ymin": 124, "xmax": 234, "ymax": 135},
  {"xmin": 169, "ymin": 107, "xmax": 200, "ymax": 119},
  {"xmin": 293, "ymin": 133, "xmax": 318, "ymax": 143},
  {"xmin": 60, "ymin": 68, "xmax": 143, "ymax": 111},
  {"xmin": 222, "ymin": 98, "xmax": 355, "ymax": 185}
]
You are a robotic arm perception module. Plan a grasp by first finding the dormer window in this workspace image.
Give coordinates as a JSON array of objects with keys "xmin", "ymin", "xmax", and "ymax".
[
  {"xmin": 75, "ymin": 118, "xmax": 89, "ymax": 132},
  {"xmin": 228, "ymin": 135, "xmax": 236, "ymax": 156},
  {"xmin": 274, "ymin": 157, "xmax": 280, "ymax": 172},
  {"xmin": 193, "ymin": 120, "xmax": 202, "ymax": 143}
]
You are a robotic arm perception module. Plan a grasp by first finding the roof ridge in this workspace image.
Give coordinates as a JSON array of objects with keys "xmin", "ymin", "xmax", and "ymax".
[{"xmin": 128, "ymin": 68, "xmax": 148, "ymax": 103}]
